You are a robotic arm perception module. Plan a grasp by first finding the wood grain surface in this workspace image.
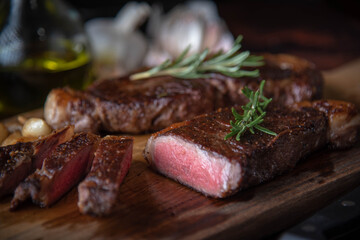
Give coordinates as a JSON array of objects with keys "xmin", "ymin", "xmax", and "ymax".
[{"xmin": 1, "ymin": 60, "xmax": 360, "ymax": 239}]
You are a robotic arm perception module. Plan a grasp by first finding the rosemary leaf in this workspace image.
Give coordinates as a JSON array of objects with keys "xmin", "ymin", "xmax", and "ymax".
[
  {"xmin": 224, "ymin": 80, "xmax": 277, "ymax": 141},
  {"xmin": 129, "ymin": 35, "xmax": 264, "ymax": 81}
]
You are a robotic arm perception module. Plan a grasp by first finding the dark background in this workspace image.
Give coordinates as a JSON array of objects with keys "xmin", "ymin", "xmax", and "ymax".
[{"xmin": 68, "ymin": 0, "xmax": 360, "ymax": 70}]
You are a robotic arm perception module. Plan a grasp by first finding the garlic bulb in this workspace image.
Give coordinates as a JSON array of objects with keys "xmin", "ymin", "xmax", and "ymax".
[
  {"xmin": 85, "ymin": 2, "xmax": 150, "ymax": 79},
  {"xmin": 145, "ymin": 1, "xmax": 233, "ymax": 66}
]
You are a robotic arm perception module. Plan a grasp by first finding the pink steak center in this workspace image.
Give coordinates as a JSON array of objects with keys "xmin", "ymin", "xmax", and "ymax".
[{"xmin": 152, "ymin": 136, "xmax": 241, "ymax": 197}]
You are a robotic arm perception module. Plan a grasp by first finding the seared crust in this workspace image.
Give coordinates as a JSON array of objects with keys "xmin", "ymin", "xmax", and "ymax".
[
  {"xmin": 44, "ymin": 88, "xmax": 101, "ymax": 133},
  {"xmin": 44, "ymin": 54, "xmax": 324, "ymax": 134},
  {"xmin": 0, "ymin": 142, "xmax": 33, "ymax": 198},
  {"xmin": 207, "ymin": 53, "xmax": 323, "ymax": 106},
  {"xmin": 78, "ymin": 136, "xmax": 133, "ymax": 216},
  {"xmin": 294, "ymin": 100, "xmax": 360, "ymax": 148},
  {"xmin": 88, "ymin": 77, "xmax": 218, "ymax": 133}
]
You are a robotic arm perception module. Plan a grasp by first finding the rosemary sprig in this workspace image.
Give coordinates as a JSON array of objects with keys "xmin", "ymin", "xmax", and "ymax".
[
  {"xmin": 130, "ymin": 35, "xmax": 264, "ymax": 80},
  {"xmin": 224, "ymin": 80, "xmax": 277, "ymax": 141}
]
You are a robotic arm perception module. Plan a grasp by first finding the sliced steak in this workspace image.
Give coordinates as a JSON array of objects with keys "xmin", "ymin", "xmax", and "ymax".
[
  {"xmin": 44, "ymin": 54, "xmax": 323, "ymax": 134},
  {"xmin": 10, "ymin": 132, "xmax": 99, "ymax": 210},
  {"xmin": 0, "ymin": 126, "xmax": 74, "ymax": 198},
  {"xmin": 0, "ymin": 142, "xmax": 33, "ymax": 198},
  {"xmin": 144, "ymin": 100, "xmax": 360, "ymax": 198},
  {"xmin": 78, "ymin": 136, "xmax": 133, "ymax": 216}
]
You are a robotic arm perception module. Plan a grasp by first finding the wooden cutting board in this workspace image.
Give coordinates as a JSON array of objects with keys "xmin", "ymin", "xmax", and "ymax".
[{"xmin": 1, "ymin": 60, "xmax": 360, "ymax": 239}]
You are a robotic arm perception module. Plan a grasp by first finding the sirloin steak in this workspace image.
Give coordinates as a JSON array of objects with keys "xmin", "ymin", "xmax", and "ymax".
[
  {"xmin": 78, "ymin": 135, "xmax": 133, "ymax": 216},
  {"xmin": 11, "ymin": 132, "xmax": 99, "ymax": 209},
  {"xmin": 44, "ymin": 54, "xmax": 323, "ymax": 134},
  {"xmin": 0, "ymin": 126, "xmax": 74, "ymax": 198},
  {"xmin": 144, "ymin": 100, "xmax": 360, "ymax": 198},
  {"xmin": 0, "ymin": 142, "xmax": 33, "ymax": 198}
]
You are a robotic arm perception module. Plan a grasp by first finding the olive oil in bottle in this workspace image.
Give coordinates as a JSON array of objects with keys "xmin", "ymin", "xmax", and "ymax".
[
  {"xmin": 0, "ymin": 0, "xmax": 92, "ymax": 118},
  {"xmin": 0, "ymin": 47, "xmax": 92, "ymax": 117}
]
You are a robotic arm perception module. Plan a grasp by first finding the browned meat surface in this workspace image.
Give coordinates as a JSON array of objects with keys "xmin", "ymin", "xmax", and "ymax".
[
  {"xmin": 206, "ymin": 53, "xmax": 323, "ymax": 106},
  {"xmin": 144, "ymin": 100, "xmax": 360, "ymax": 198},
  {"xmin": 294, "ymin": 100, "xmax": 360, "ymax": 149},
  {"xmin": 44, "ymin": 54, "xmax": 323, "ymax": 134},
  {"xmin": 32, "ymin": 126, "xmax": 75, "ymax": 169},
  {"xmin": 10, "ymin": 133, "xmax": 99, "ymax": 210},
  {"xmin": 78, "ymin": 136, "xmax": 133, "ymax": 216},
  {"xmin": 0, "ymin": 126, "xmax": 74, "ymax": 198},
  {"xmin": 89, "ymin": 77, "xmax": 218, "ymax": 133},
  {"xmin": 0, "ymin": 142, "xmax": 33, "ymax": 198},
  {"xmin": 44, "ymin": 88, "xmax": 101, "ymax": 133}
]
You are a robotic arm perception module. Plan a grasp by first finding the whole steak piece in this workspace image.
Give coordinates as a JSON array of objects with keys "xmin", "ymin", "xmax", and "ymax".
[
  {"xmin": 10, "ymin": 132, "xmax": 99, "ymax": 210},
  {"xmin": 0, "ymin": 142, "xmax": 33, "ymax": 198},
  {"xmin": 144, "ymin": 100, "xmax": 360, "ymax": 198},
  {"xmin": 44, "ymin": 54, "xmax": 323, "ymax": 134},
  {"xmin": 78, "ymin": 135, "xmax": 133, "ymax": 216}
]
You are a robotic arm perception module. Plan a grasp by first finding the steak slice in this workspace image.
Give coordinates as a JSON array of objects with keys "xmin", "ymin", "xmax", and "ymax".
[
  {"xmin": 32, "ymin": 126, "xmax": 75, "ymax": 169},
  {"xmin": 10, "ymin": 132, "xmax": 99, "ymax": 210},
  {"xmin": 44, "ymin": 54, "xmax": 323, "ymax": 134},
  {"xmin": 144, "ymin": 100, "xmax": 360, "ymax": 198},
  {"xmin": 0, "ymin": 126, "xmax": 74, "ymax": 198},
  {"xmin": 78, "ymin": 135, "xmax": 133, "ymax": 216},
  {"xmin": 0, "ymin": 142, "xmax": 33, "ymax": 198}
]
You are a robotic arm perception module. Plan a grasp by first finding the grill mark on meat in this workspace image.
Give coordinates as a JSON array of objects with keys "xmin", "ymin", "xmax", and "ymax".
[
  {"xmin": 10, "ymin": 133, "xmax": 99, "ymax": 210},
  {"xmin": 78, "ymin": 136, "xmax": 133, "ymax": 216},
  {"xmin": 144, "ymin": 100, "xmax": 360, "ymax": 198},
  {"xmin": 0, "ymin": 126, "xmax": 74, "ymax": 198},
  {"xmin": 44, "ymin": 54, "xmax": 323, "ymax": 134}
]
